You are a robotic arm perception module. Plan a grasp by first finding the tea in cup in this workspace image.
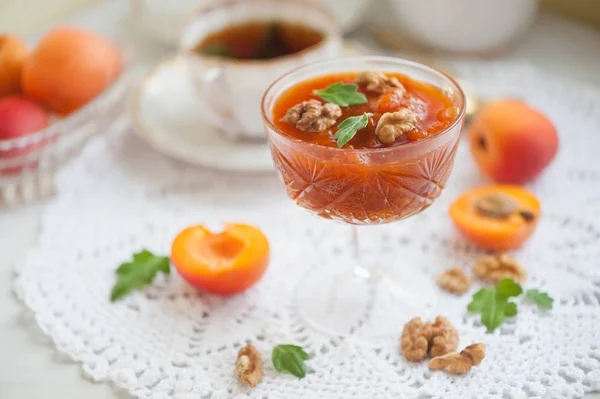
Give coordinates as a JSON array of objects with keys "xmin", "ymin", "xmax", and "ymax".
[{"xmin": 179, "ymin": 0, "xmax": 342, "ymax": 140}]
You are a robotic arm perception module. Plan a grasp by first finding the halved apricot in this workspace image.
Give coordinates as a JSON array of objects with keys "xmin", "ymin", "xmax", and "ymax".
[
  {"xmin": 171, "ymin": 224, "xmax": 270, "ymax": 295},
  {"xmin": 449, "ymin": 185, "xmax": 540, "ymax": 251}
]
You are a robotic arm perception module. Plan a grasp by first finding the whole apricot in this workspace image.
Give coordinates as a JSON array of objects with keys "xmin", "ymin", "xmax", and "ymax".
[
  {"xmin": 0, "ymin": 96, "xmax": 49, "ymax": 140},
  {"xmin": 0, "ymin": 35, "xmax": 28, "ymax": 96},
  {"xmin": 22, "ymin": 27, "xmax": 122, "ymax": 115},
  {"xmin": 0, "ymin": 95, "xmax": 50, "ymax": 175},
  {"xmin": 469, "ymin": 100, "xmax": 558, "ymax": 184}
]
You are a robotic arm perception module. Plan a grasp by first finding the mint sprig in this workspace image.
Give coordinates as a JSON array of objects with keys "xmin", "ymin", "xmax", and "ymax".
[
  {"xmin": 468, "ymin": 278, "xmax": 554, "ymax": 332},
  {"xmin": 334, "ymin": 113, "xmax": 372, "ymax": 148},
  {"xmin": 526, "ymin": 289, "xmax": 554, "ymax": 310},
  {"xmin": 201, "ymin": 43, "xmax": 234, "ymax": 57},
  {"xmin": 468, "ymin": 279, "xmax": 520, "ymax": 333},
  {"xmin": 314, "ymin": 83, "xmax": 367, "ymax": 106},
  {"xmin": 272, "ymin": 344, "xmax": 310, "ymax": 378},
  {"xmin": 496, "ymin": 278, "xmax": 523, "ymax": 297},
  {"xmin": 110, "ymin": 250, "xmax": 170, "ymax": 301}
]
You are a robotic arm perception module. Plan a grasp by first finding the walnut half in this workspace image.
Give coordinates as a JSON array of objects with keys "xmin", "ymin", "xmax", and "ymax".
[
  {"xmin": 376, "ymin": 109, "xmax": 416, "ymax": 144},
  {"xmin": 474, "ymin": 253, "xmax": 527, "ymax": 283},
  {"xmin": 356, "ymin": 71, "xmax": 405, "ymax": 94},
  {"xmin": 400, "ymin": 317, "xmax": 433, "ymax": 361},
  {"xmin": 436, "ymin": 267, "xmax": 472, "ymax": 294},
  {"xmin": 401, "ymin": 316, "xmax": 459, "ymax": 361},
  {"xmin": 428, "ymin": 343, "xmax": 486, "ymax": 374},
  {"xmin": 430, "ymin": 316, "xmax": 459, "ymax": 357},
  {"xmin": 281, "ymin": 99, "xmax": 342, "ymax": 132},
  {"xmin": 235, "ymin": 344, "xmax": 263, "ymax": 387}
]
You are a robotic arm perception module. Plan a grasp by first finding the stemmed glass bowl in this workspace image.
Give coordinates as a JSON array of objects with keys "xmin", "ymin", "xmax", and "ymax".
[{"xmin": 262, "ymin": 56, "xmax": 466, "ymax": 336}]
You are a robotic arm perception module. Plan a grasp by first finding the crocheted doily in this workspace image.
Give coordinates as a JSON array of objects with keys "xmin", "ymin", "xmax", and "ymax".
[{"xmin": 15, "ymin": 62, "xmax": 600, "ymax": 399}]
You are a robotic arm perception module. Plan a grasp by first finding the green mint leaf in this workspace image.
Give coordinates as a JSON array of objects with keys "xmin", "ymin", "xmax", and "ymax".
[
  {"xmin": 467, "ymin": 288, "xmax": 494, "ymax": 313},
  {"xmin": 504, "ymin": 301, "xmax": 518, "ymax": 317},
  {"xmin": 314, "ymin": 83, "xmax": 367, "ymax": 106},
  {"xmin": 110, "ymin": 275, "xmax": 138, "ymax": 302},
  {"xmin": 496, "ymin": 278, "xmax": 523, "ymax": 298},
  {"xmin": 334, "ymin": 113, "xmax": 372, "ymax": 148},
  {"xmin": 255, "ymin": 22, "xmax": 283, "ymax": 59},
  {"xmin": 526, "ymin": 289, "xmax": 554, "ymax": 310},
  {"xmin": 201, "ymin": 43, "xmax": 234, "ymax": 58},
  {"xmin": 467, "ymin": 283, "xmax": 520, "ymax": 333},
  {"xmin": 481, "ymin": 293, "xmax": 507, "ymax": 333},
  {"xmin": 110, "ymin": 250, "xmax": 170, "ymax": 302},
  {"xmin": 116, "ymin": 261, "xmax": 134, "ymax": 275},
  {"xmin": 272, "ymin": 354, "xmax": 285, "ymax": 373},
  {"xmin": 272, "ymin": 344, "xmax": 310, "ymax": 378}
]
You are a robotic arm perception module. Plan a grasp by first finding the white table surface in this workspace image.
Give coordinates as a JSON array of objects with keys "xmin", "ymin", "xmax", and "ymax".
[{"xmin": 1, "ymin": 1, "xmax": 599, "ymax": 398}]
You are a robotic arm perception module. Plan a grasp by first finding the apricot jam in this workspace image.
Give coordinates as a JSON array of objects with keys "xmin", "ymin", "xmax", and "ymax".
[
  {"xmin": 267, "ymin": 71, "xmax": 464, "ymax": 225},
  {"xmin": 273, "ymin": 72, "xmax": 458, "ymax": 149}
]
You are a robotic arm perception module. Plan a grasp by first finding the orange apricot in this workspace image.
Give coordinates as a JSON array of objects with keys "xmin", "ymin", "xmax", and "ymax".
[
  {"xmin": 376, "ymin": 90, "xmax": 403, "ymax": 113},
  {"xmin": 0, "ymin": 35, "xmax": 28, "ymax": 96},
  {"xmin": 469, "ymin": 100, "xmax": 558, "ymax": 184},
  {"xmin": 449, "ymin": 185, "xmax": 540, "ymax": 251},
  {"xmin": 171, "ymin": 224, "xmax": 270, "ymax": 296},
  {"xmin": 22, "ymin": 27, "xmax": 122, "ymax": 115}
]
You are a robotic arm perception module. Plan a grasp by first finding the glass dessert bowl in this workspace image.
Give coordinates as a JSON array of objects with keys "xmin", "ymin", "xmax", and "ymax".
[{"xmin": 261, "ymin": 56, "xmax": 466, "ymax": 336}]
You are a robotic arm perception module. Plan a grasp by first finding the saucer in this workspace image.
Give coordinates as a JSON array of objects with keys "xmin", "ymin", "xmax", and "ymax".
[
  {"xmin": 130, "ymin": 57, "xmax": 274, "ymax": 172},
  {"xmin": 130, "ymin": 41, "xmax": 367, "ymax": 172}
]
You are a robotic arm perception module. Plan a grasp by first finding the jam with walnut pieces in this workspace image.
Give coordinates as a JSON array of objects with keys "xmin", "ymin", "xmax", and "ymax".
[{"xmin": 274, "ymin": 71, "xmax": 459, "ymax": 149}]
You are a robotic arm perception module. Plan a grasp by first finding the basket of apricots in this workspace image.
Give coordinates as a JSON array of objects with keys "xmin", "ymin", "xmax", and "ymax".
[
  {"xmin": 0, "ymin": 27, "xmax": 126, "ymax": 205},
  {"xmin": 450, "ymin": 99, "xmax": 558, "ymax": 251}
]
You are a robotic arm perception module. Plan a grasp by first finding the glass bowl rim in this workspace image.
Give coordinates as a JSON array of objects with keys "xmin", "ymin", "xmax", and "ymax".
[
  {"xmin": 0, "ymin": 71, "xmax": 129, "ymax": 151},
  {"xmin": 260, "ymin": 55, "xmax": 466, "ymax": 155}
]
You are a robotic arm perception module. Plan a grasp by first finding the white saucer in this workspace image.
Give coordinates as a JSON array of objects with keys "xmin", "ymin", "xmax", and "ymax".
[
  {"xmin": 130, "ymin": 42, "xmax": 367, "ymax": 172},
  {"xmin": 130, "ymin": 57, "xmax": 275, "ymax": 172}
]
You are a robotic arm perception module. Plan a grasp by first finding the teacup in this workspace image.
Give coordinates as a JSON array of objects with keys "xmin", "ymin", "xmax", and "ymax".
[{"xmin": 179, "ymin": 0, "xmax": 342, "ymax": 141}]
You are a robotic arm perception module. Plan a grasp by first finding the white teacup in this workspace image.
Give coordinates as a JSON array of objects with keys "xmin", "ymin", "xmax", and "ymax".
[{"xmin": 179, "ymin": 0, "xmax": 342, "ymax": 141}]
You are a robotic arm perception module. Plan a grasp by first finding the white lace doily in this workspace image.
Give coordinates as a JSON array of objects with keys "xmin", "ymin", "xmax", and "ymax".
[{"xmin": 15, "ymin": 62, "xmax": 600, "ymax": 399}]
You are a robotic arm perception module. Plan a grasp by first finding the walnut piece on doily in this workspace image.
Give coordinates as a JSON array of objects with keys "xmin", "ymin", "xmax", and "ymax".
[
  {"xmin": 436, "ymin": 267, "xmax": 472, "ymax": 294},
  {"xmin": 375, "ymin": 109, "xmax": 417, "ymax": 144},
  {"xmin": 428, "ymin": 343, "xmax": 486, "ymax": 375},
  {"xmin": 401, "ymin": 316, "xmax": 459, "ymax": 361},
  {"xmin": 474, "ymin": 253, "xmax": 527, "ymax": 283},
  {"xmin": 356, "ymin": 71, "xmax": 405, "ymax": 94},
  {"xmin": 235, "ymin": 344, "xmax": 263, "ymax": 387},
  {"xmin": 281, "ymin": 99, "xmax": 342, "ymax": 132},
  {"xmin": 400, "ymin": 317, "xmax": 433, "ymax": 361},
  {"xmin": 430, "ymin": 316, "xmax": 459, "ymax": 357}
]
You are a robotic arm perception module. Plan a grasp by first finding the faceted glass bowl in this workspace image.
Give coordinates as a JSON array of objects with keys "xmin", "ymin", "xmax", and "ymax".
[
  {"xmin": 261, "ymin": 56, "xmax": 466, "ymax": 336},
  {"xmin": 0, "ymin": 72, "xmax": 129, "ymax": 206},
  {"xmin": 262, "ymin": 56, "xmax": 466, "ymax": 225}
]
